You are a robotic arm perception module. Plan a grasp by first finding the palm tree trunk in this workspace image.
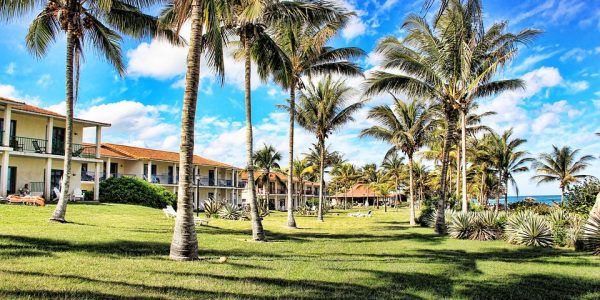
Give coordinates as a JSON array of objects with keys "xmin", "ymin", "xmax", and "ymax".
[
  {"xmin": 456, "ymin": 150, "xmax": 460, "ymax": 196},
  {"xmin": 265, "ymin": 172, "xmax": 270, "ymax": 213},
  {"xmin": 50, "ymin": 27, "xmax": 76, "ymax": 223},
  {"xmin": 409, "ymin": 155, "xmax": 416, "ymax": 226},
  {"xmin": 242, "ymin": 31, "xmax": 265, "ymax": 241},
  {"xmin": 560, "ymin": 186, "xmax": 564, "ymax": 207},
  {"xmin": 460, "ymin": 110, "xmax": 468, "ymax": 212},
  {"xmin": 435, "ymin": 107, "xmax": 455, "ymax": 235},
  {"xmin": 169, "ymin": 0, "xmax": 202, "ymax": 260},
  {"xmin": 317, "ymin": 137, "xmax": 325, "ymax": 222},
  {"xmin": 286, "ymin": 83, "xmax": 297, "ymax": 228}
]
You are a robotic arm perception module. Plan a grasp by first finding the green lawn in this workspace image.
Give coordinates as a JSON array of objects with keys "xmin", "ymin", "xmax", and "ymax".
[{"xmin": 0, "ymin": 203, "xmax": 599, "ymax": 299}]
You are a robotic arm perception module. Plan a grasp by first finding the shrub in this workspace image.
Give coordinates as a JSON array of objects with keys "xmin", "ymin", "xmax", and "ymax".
[
  {"xmin": 505, "ymin": 211, "xmax": 553, "ymax": 247},
  {"xmin": 547, "ymin": 209, "xmax": 570, "ymax": 247},
  {"xmin": 219, "ymin": 203, "xmax": 242, "ymax": 220},
  {"xmin": 448, "ymin": 211, "xmax": 474, "ymax": 239},
  {"xmin": 582, "ymin": 214, "xmax": 600, "ymax": 255},
  {"xmin": 567, "ymin": 214, "xmax": 585, "ymax": 250},
  {"xmin": 509, "ymin": 198, "xmax": 552, "ymax": 215},
  {"xmin": 204, "ymin": 198, "xmax": 224, "ymax": 218},
  {"xmin": 470, "ymin": 211, "xmax": 504, "ymax": 241},
  {"xmin": 99, "ymin": 176, "xmax": 175, "ymax": 209},
  {"xmin": 417, "ymin": 206, "xmax": 436, "ymax": 227},
  {"xmin": 565, "ymin": 178, "xmax": 600, "ymax": 215}
]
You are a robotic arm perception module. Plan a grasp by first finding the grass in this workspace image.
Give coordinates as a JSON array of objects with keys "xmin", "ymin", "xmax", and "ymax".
[{"xmin": 0, "ymin": 203, "xmax": 599, "ymax": 299}]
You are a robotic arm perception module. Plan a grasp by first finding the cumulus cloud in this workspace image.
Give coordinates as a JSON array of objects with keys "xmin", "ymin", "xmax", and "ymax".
[
  {"xmin": 0, "ymin": 83, "xmax": 41, "ymax": 106},
  {"xmin": 5, "ymin": 62, "xmax": 15, "ymax": 75},
  {"xmin": 562, "ymin": 80, "xmax": 589, "ymax": 93},
  {"xmin": 36, "ymin": 74, "xmax": 52, "ymax": 88},
  {"xmin": 342, "ymin": 16, "xmax": 367, "ymax": 41}
]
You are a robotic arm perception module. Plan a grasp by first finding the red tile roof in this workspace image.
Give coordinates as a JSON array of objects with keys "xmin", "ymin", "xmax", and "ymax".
[
  {"xmin": 0, "ymin": 96, "xmax": 110, "ymax": 126},
  {"xmin": 240, "ymin": 170, "xmax": 320, "ymax": 186},
  {"xmin": 102, "ymin": 143, "xmax": 240, "ymax": 169}
]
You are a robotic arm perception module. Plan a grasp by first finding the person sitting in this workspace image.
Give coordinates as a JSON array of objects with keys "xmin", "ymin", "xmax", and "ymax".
[{"xmin": 19, "ymin": 184, "xmax": 31, "ymax": 197}]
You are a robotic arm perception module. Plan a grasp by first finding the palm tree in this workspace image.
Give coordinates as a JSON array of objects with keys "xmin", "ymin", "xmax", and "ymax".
[
  {"xmin": 160, "ymin": 0, "xmax": 231, "ymax": 260},
  {"xmin": 363, "ymin": 0, "xmax": 539, "ymax": 233},
  {"xmin": 294, "ymin": 76, "xmax": 363, "ymax": 221},
  {"xmin": 230, "ymin": 0, "xmax": 347, "ymax": 235},
  {"xmin": 381, "ymin": 152, "xmax": 405, "ymax": 207},
  {"xmin": 291, "ymin": 158, "xmax": 310, "ymax": 207},
  {"xmin": 374, "ymin": 182, "xmax": 394, "ymax": 212},
  {"xmin": 331, "ymin": 163, "xmax": 359, "ymax": 209},
  {"xmin": 254, "ymin": 144, "xmax": 283, "ymax": 213},
  {"xmin": 361, "ymin": 98, "xmax": 434, "ymax": 225},
  {"xmin": 358, "ymin": 163, "xmax": 378, "ymax": 206},
  {"xmin": 532, "ymin": 145, "xmax": 596, "ymax": 206},
  {"xmin": 1, "ymin": 0, "xmax": 179, "ymax": 223},
  {"xmin": 273, "ymin": 13, "xmax": 364, "ymax": 228},
  {"xmin": 483, "ymin": 129, "xmax": 533, "ymax": 210}
]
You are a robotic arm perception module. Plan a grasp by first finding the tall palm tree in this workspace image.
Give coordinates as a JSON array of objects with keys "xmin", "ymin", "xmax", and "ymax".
[
  {"xmin": 374, "ymin": 182, "xmax": 394, "ymax": 212},
  {"xmin": 358, "ymin": 163, "xmax": 378, "ymax": 206},
  {"xmin": 254, "ymin": 144, "xmax": 283, "ymax": 213},
  {"xmin": 361, "ymin": 98, "xmax": 434, "ymax": 225},
  {"xmin": 160, "ymin": 0, "xmax": 229, "ymax": 260},
  {"xmin": 330, "ymin": 163, "xmax": 359, "ymax": 209},
  {"xmin": 273, "ymin": 12, "xmax": 364, "ymax": 228},
  {"xmin": 293, "ymin": 76, "xmax": 363, "ymax": 221},
  {"xmin": 230, "ymin": 0, "xmax": 347, "ymax": 236},
  {"xmin": 363, "ymin": 0, "xmax": 539, "ymax": 233},
  {"xmin": 1, "ymin": 0, "xmax": 179, "ymax": 223},
  {"xmin": 381, "ymin": 152, "xmax": 405, "ymax": 207},
  {"xmin": 291, "ymin": 158, "xmax": 310, "ymax": 207},
  {"xmin": 532, "ymin": 145, "xmax": 596, "ymax": 205},
  {"xmin": 483, "ymin": 129, "xmax": 533, "ymax": 210}
]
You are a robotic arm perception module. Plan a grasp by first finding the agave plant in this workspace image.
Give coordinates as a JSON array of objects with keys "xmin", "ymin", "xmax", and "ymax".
[
  {"xmin": 505, "ymin": 211, "xmax": 553, "ymax": 247},
  {"xmin": 204, "ymin": 198, "xmax": 224, "ymax": 218},
  {"xmin": 470, "ymin": 211, "xmax": 503, "ymax": 241},
  {"xmin": 547, "ymin": 209, "xmax": 570, "ymax": 247},
  {"xmin": 448, "ymin": 211, "xmax": 474, "ymax": 239},
  {"xmin": 567, "ymin": 214, "xmax": 585, "ymax": 249},
  {"xmin": 219, "ymin": 204, "xmax": 242, "ymax": 220},
  {"xmin": 582, "ymin": 214, "xmax": 600, "ymax": 255}
]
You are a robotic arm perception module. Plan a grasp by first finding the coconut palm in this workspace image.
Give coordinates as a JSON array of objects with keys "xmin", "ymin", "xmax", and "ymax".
[
  {"xmin": 361, "ymin": 98, "xmax": 434, "ymax": 225},
  {"xmin": 374, "ymin": 182, "xmax": 394, "ymax": 212},
  {"xmin": 0, "ymin": 0, "xmax": 179, "ymax": 223},
  {"xmin": 330, "ymin": 163, "xmax": 360, "ymax": 209},
  {"xmin": 293, "ymin": 76, "xmax": 363, "ymax": 221},
  {"xmin": 228, "ymin": 0, "xmax": 350, "ymax": 233},
  {"xmin": 357, "ymin": 163, "xmax": 378, "ymax": 206},
  {"xmin": 363, "ymin": 0, "xmax": 539, "ymax": 234},
  {"xmin": 380, "ymin": 152, "xmax": 405, "ymax": 206},
  {"xmin": 253, "ymin": 144, "xmax": 283, "ymax": 213},
  {"xmin": 291, "ymin": 158, "xmax": 310, "ymax": 207},
  {"xmin": 159, "ymin": 0, "xmax": 232, "ymax": 260},
  {"xmin": 532, "ymin": 145, "xmax": 596, "ymax": 206},
  {"xmin": 482, "ymin": 129, "xmax": 534, "ymax": 210},
  {"xmin": 273, "ymin": 16, "xmax": 365, "ymax": 228}
]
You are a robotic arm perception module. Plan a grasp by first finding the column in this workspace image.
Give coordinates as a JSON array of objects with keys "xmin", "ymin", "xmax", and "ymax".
[
  {"xmin": 2, "ymin": 105, "xmax": 11, "ymax": 147},
  {"xmin": 94, "ymin": 162, "xmax": 100, "ymax": 201},
  {"xmin": 46, "ymin": 117, "xmax": 53, "ymax": 154},
  {"xmin": 146, "ymin": 161, "xmax": 152, "ymax": 182},
  {"xmin": 173, "ymin": 163, "xmax": 178, "ymax": 184},
  {"xmin": 106, "ymin": 157, "xmax": 112, "ymax": 178},
  {"xmin": 0, "ymin": 151, "xmax": 9, "ymax": 196},
  {"xmin": 214, "ymin": 167, "xmax": 218, "ymax": 200},
  {"xmin": 95, "ymin": 126, "xmax": 101, "ymax": 159},
  {"xmin": 44, "ymin": 158, "xmax": 52, "ymax": 199}
]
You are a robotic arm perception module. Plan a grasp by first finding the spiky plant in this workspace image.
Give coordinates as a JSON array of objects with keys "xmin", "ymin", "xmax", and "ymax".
[
  {"xmin": 203, "ymin": 198, "xmax": 224, "ymax": 218},
  {"xmin": 567, "ymin": 214, "xmax": 585, "ymax": 249},
  {"xmin": 448, "ymin": 211, "xmax": 475, "ymax": 239},
  {"xmin": 219, "ymin": 204, "xmax": 242, "ymax": 220},
  {"xmin": 582, "ymin": 214, "xmax": 600, "ymax": 255},
  {"xmin": 547, "ymin": 209, "xmax": 570, "ymax": 247},
  {"xmin": 505, "ymin": 211, "xmax": 553, "ymax": 247},
  {"xmin": 470, "ymin": 210, "xmax": 503, "ymax": 241}
]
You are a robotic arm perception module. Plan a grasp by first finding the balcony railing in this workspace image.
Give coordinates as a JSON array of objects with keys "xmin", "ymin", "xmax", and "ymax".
[
  {"xmin": 10, "ymin": 136, "xmax": 48, "ymax": 154},
  {"xmin": 52, "ymin": 142, "xmax": 96, "ymax": 158}
]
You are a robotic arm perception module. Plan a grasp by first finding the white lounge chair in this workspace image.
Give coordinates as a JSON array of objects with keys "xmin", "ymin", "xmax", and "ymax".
[
  {"xmin": 163, "ymin": 205, "xmax": 209, "ymax": 226},
  {"xmin": 53, "ymin": 187, "xmax": 60, "ymax": 201},
  {"xmin": 72, "ymin": 188, "xmax": 84, "ymax": 201}
]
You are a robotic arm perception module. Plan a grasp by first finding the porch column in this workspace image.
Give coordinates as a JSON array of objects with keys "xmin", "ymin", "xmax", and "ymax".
[
  {"xmin": 173, "ymin": 163, "xmax": 178, "ymax": 184},
  {"xmin": 0, "ymin": 151, "xmax": 9, "ymax": 196},
  {"xmin": 106, "ymin": 157, "xmax": 112, "ymax": 178},
  {"xmin": 146, "ymin": 161, "xmax": 152, "ymax": 182},
  {"xmin": 214, "ymin": 167, "xmax": 218, "ymax": 199},
  {"xmin": 44, "ymin": 158, "xmax": 52, "ymax": 199},
  {"xmin": 94, "ymin": 162, "xmax": 100, "ymax": 201},
  {"xmin": 2, "ymin": 105, "xmax": 11, "ymax": 147},
  {"xmin": 95, "ymin": 126, "xmax": 101, "ymax": 159},
  {"xmin": 46, "ymin": 117, "xmax": 54, "ymax": 154}
]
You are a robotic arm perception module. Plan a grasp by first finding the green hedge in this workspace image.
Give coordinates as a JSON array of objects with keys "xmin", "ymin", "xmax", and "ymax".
[{"xmin": 99, "ymin": 176, "xmax": 176, "ymax": 209}]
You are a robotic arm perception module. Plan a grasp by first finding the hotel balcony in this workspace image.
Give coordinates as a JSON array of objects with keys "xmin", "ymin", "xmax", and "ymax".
[{"xmin": 3, "ymin": 133, "xmax": 97, "ymax": 159}]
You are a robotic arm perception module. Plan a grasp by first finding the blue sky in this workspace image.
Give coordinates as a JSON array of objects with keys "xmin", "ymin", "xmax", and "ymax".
[{"xmin": 0, "ymin": 0, "xmax": 599, "ymax": 195}]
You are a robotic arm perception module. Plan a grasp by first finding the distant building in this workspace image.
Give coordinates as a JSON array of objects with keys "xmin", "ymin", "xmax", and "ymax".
[{"xmin": 240, "ymin": 170, "xmax": 320, "ymax": 210}]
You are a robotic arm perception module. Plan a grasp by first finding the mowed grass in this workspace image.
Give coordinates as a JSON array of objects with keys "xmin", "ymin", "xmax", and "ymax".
[{"xmin": 0, "ymin": 204, "xmax": 599, "ymax": 299}]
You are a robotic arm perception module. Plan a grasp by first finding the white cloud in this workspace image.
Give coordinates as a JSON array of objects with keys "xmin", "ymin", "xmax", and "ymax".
[
  {"xmin": 342, "ymin": 16, "xmax": 367, "ymax": 41},
  {"xmin": 512, "ymin": 51, "xmax": 559, "ymax": 73},
  {"xmin": 126, "ymin": 23, "xmax": 262, "ymax": 91},
  {"xmin": 563, "ymin": 80, "xmax": 589, "ymax": 93},
  {"xmin": 0, "ymin": 83, "xmax": 41, "ymax": 106},
  {"xmin": 560, "ymin": 48, "xmax": 590, "ymax": 62},
  {"xmin": 5, "ymin": 62, "xmax": 15, "ymax": 75},
  {"xmin": 36, "ymin": 74, "xmax": 52, "ymax": 88},
  {"xmin": 532, "ymin": 112, "xmax": 557, "ymax": 133}
]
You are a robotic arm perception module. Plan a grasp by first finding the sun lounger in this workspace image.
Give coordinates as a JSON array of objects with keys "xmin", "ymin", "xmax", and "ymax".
[
  {"xmin": 163, "ymin": 205, "xmax": 208, "ymax": 226},
  {"xmin": 7, "ymin": 195, "xmax": 45, "ymax": 206}
]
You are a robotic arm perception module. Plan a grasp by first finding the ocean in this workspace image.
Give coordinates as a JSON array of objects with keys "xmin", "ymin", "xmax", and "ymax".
[{"xmin": 484, "ymin": 195, "xmax": 562, "ymax": 205}]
